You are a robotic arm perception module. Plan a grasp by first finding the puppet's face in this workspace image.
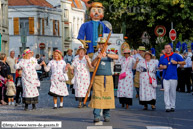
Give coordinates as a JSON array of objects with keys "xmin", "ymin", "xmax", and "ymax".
[{"xmin": 90, "ymin": 7, "xmax": 104, "ymax": 21}]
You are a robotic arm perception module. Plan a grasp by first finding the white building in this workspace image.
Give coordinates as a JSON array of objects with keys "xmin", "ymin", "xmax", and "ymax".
[
  {"xmin": 0, "ymin": 0, "xmax": 9, "ymax": 55},
  {"xmin": 8, "ymin": 0, "xmax": 62, "ymax": 59},
  {"xmin": 46, "ymin": 0, "xmax": 85, "ymax": 53}
]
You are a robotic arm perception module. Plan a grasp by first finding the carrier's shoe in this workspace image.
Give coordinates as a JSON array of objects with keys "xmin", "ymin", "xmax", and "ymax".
[
  {"xmin": 93, "ymin": 118, "xmax": 100, "ymax": 123},
  {"xmin": 104, "ymin": 118, "xmax": 110, "ymax": 122}
]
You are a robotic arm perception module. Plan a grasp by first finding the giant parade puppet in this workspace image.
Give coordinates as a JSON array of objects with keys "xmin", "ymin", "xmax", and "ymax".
[{"xmin": 77, "ymin": 2, "xmax": 111, "ymax": 58}]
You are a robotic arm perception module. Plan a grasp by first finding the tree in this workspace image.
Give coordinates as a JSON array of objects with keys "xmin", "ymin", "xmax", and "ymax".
[{"xmin": 89, "ymin": 0, "xmax": 193, "ymax": 51}]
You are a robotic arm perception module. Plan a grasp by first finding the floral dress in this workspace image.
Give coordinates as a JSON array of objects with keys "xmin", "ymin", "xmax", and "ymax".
[
  {"xmin": 136, "ymin": 59, "xmax": 158, "ymax": 105},
  {"xmin": 15, "ymin": 58, "xmax": 41, "ymax": 104},
  {"xmin": 117, "ymin": 56, "xmax": 136, "ymax": 105},
  {"xmin": 44, "ymin": 60, "xmax": 69, "ymax": 97},
  {"xmin": 72, "ymin": 56, "xmax": 90, "ymax": 101}
]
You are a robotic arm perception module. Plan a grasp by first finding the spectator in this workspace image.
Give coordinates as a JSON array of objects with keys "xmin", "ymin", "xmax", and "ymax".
[
  {"xmin": 15, "ymin": 69, "xmax": 23, "ymax": 106},
  {"xmin": 64, "ymin": 49, "xmax": 74, "ymax": 89},
  {"xmin": 0, "ymin": 53, "xmax": 11, "ymax": 105},
  {"xmin": 6, "ymin": 50, "xmax": 16, "ymax": 82},
  {"xmin": 6, "ymin": 75, "xmax": 16, "ymax": 106}
]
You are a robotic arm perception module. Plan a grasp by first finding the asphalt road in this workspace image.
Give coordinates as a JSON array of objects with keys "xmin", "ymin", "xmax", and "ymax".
[{"xmin": 0, "ymin": 79, "xmax": 193, "ymax": 129}]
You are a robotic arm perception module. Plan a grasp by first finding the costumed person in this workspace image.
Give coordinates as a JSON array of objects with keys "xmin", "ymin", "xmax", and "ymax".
[
  {"xmin": 64, "ymin": 49, "xmax": 74, "ymax": 90},
  {"xmin": 89, "ymin": 37, "xmax": 119, "ymax": 122},
  {"xmin": 6, "ymin": 75, "xmax": 16, "ymax": 106},
  {"xmin": 159, "ymin": 44, "xmax": 185, "ymax": 112},
  {"xmin": 70, "ymin": 48, "xmax": 93, "ymax": 108},
  {"xmin": 15, "ymin": 49, "xmax": 41, "ymax": 111},
  {"xmin": 133, "ymin": 46, "xmax": 146, "ymax": 98},
  {"xmin": 117, "ymin": 48, "xmax": 136, "ymax": 109},
  {"xmin": 42, "ymin": 50, "xmax": 69, "ymax": 109},
  {"xmin": 77, "ymin": 2, "xmax": 111, "ymax": 58},
  {"xmin": 136, "ymin": 51, "xmax": 158, "ymax": 110}
]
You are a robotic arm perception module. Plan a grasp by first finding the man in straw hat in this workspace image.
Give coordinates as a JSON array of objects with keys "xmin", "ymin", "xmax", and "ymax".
[
  {"xmin": 133, "ymin": 46, "xmax": 146, "ymax": 98},
  {"xmin": 89, "ymin": 37, "xmax": 118, "ymax": 122},
  {"xmin": 159, "ymin": 44, "xmax": 185, "ymax": 112},
  {"xmin": 77, "ymin": 2, "xmax": 111, "ymax": 58}
]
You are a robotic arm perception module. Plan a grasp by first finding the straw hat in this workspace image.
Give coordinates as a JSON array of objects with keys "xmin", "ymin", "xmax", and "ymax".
[
  {"xmin": 138, "ymin": 46, "xmax": 146, "ymax": 51},
  {"xmin": 23, "ymin": 49, "xmax": 31, "ymax": 56},
  {"xmin": 97, "ymin": 37, "xmax": 111, "ymax": 45},
  {"xmin": 123, "ymin": 48, "xmax": 131, "ymax": 54},
  {"xmin": 143, "ymin": 51, "xmax": 153, "ymax": 58},
  {"xmin": 67, "ymin": 48, "xmax": 73, "ymax": 52},
  {"xmin": 91, "ymin": 2, "xmax": 104, "ymax": 9},
  {"xmin": 77, "ymin": 47, "xmax": 87, "ymax": 54}
]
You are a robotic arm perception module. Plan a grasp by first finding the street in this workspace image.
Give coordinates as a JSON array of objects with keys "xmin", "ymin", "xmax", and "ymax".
[{"xmin": 0, "ymin": 79, "xmax": 193, "ymax": 129}]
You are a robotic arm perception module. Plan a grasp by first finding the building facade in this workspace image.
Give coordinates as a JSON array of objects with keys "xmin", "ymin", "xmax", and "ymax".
[
  {"xmin": 8, "ymin": 0, "xmax": 62, "ymax": 59},
  {"xmin": 47, "ymin": 0, "xmax": 85, "ymax": 54},
  {"xmin": 0, "ymin": 0, "xmax": 9, "ymax": 55}
]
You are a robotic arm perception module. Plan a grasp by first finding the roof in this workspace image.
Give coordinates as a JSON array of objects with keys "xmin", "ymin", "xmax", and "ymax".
[
  {"xmin": 68, "ymin": 0, "xmax": 83, "ymax": 9},
  {"xmin": 8, "ymin": 0, "xmax": 53, "ymax": 8}
]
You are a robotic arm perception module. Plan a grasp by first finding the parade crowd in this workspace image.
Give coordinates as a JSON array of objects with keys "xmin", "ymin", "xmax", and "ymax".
[{"xmin": 0, "ymin": 38, "xmax": 193, "ymax": 122}]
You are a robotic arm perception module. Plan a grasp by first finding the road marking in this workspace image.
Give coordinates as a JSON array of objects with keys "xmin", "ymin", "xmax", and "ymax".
[
  {"xmin": 87, "ymin": 126, "xmax": 112, "ymax": 129},
  {"xmin": 146, "ymin": 126, "xmax": 173, "ymax": 129},
  {"xmin": 94, "ymin": 121, "xmax": 103, "ymax": 126}
]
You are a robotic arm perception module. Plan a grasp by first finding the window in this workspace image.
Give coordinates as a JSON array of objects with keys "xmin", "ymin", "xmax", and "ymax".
[
  {"xmin": 65, "ymin": 27, "xmax": 70, "ymax": 41},
  {"xmin": 53, "ymin": 20, "xmax": 59, "ymax": 36},
  {"xmin": 20, "ymin": 18, "xmax": 29, "ymax": 35},
  {"xmin": 64, "ymin": 9, "xmax": 69, "ymax": 19},
  {"xmin": 37, "ymin": 18, "xmax": 41, "ymax": 35}
]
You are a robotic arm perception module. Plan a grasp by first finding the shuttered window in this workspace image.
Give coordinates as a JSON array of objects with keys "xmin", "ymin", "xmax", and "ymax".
[
  {"xmin": 29, "ymin": 17, "xmax": 34, "ymax": 35},
  {"xmin": 42, "ymin": 18, "xmax": 45, "ymax": 35},
  {"xmin": 53, "ymin": 20, "xmax": 56, "ymax": 36},
  {"xmin": 58, "ymin": 21, "xmax": 60, "ymax": 36},
  {"xmin": 14, "ymin": 17, "xmax": 19, "ymax": 35}
]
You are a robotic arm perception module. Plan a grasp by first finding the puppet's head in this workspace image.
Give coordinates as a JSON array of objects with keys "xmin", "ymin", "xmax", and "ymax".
[{"xmin": 89, "ymin": 2, "xmax": 104, "ymax": 21}]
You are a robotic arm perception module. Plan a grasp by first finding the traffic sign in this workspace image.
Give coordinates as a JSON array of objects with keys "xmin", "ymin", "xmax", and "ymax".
[
  {"xmin": 154, "ymin": 25, "xmax": 166, "ymax": 37},
  {"xmin": 39, "ymin": 43, "xmax": 46, "ymax": 49},
  {"xmin": 169, "ymin": 29, "xmax": 177, "ymax": 41},
  {"xmin": 141, "ymin": 31, "xmax": 151, "ymax": 44}
]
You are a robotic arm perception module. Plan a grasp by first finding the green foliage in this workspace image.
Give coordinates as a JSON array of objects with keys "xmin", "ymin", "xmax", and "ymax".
[{"xmin": 94, "ymin": 0, "xmax": 193, "ymax": 53}]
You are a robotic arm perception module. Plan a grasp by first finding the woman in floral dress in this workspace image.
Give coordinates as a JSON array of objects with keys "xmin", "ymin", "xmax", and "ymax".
[
  {"xmin": 136, "ymin": 51, "xmax": 158, "ymax": 110},
  {"xmin": 42, "ymin": 50, "xmax": 69, "ymax": 109},
  {"xmin": 70, "ymin": 48, "xmax": 93, "ymax": 108},
  {"xmin": 117, "ymin": 48, "xmax": 136, "ymax": 109},
  {"xmin": 15, "ymin": 49, "xmax": 41, "ymax": 111}
]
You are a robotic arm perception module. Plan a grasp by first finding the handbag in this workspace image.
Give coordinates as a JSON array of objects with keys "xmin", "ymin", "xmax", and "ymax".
[
  {"xmin": 145, "ymin": 61, "xmax": 155, "ymax": 86},
  {"xmin": 119, "ymin": 57, "xmax": 130, "ymax": 80},
  {"xmin": 119, "ymin": 72, "xmax": 126, "ymax": 80}
]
